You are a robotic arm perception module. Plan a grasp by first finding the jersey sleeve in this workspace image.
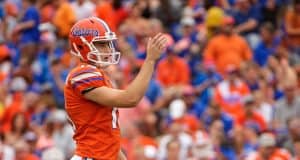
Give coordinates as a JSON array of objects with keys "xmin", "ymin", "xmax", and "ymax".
[{"xmin": 69, "ymin": 68, "xmax": 105, "ymax": 95}]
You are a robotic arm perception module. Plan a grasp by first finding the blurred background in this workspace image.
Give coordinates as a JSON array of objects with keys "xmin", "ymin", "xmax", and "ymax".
[{"xmin": 0, "ymin": 0, "xmax": 300, "ymax": 159}]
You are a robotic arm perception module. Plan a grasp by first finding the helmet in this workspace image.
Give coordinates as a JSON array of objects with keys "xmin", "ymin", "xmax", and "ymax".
[{"xmin": 69, "ymin": 17, "xmax": 120, "ymax": 66}]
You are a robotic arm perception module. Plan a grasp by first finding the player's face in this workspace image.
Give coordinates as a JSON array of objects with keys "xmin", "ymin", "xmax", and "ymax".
[
  {"xmin": 93, "ymin": 41, "xmax": 114, "ymax": 63},
  {"xmin": 94, "ymin": 41, "xmax": 112, "ymax": 53}
]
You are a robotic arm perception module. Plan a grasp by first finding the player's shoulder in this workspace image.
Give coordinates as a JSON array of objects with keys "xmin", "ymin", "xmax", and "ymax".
[
  {"xmin": 69, "ymin": 64, "xmax": 102, "ymax": 78},
  {"xmin": 66, "ymin": 64, "xmax": 104, "ymax": 84}
]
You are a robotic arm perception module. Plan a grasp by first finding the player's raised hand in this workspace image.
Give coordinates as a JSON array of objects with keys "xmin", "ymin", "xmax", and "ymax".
[{"xmin": 146, "ymin": 33, "xmax": 168, "ymax": 62}]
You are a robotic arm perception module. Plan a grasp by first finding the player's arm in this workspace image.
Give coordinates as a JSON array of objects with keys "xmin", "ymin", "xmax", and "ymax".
[{"xmin": 84, "ymin": 33, "xmax": 167, "ymax": 108}]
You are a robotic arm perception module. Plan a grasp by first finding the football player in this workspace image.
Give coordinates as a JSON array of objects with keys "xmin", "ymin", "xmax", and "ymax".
[{"xmin": 65, "ymin": 17, "xmax": 167, "ymax": 160}]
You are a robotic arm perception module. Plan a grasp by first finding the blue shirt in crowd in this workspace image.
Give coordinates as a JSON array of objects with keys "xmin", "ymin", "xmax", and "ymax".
[{"xmin": 20, "ymin": 6, "xmax": 40, "ymax": 44}]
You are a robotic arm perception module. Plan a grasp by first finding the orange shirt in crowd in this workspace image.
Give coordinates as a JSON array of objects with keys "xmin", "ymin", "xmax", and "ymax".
[
  {"xmin": 236, "ymin": 112, "xmax": 267, "ymax": 132},
  {"xmin": 95, "ymin": 1, "xmax": 128, "ymax": 32},
  {"xmin": 60, "ymin": 51, "xmax": 80, "ymax": 68},
  {"xmin": 1, "ymin": 92, "xmax": 26, "ymax": 133},
  {"xmin": 204, "ymin": 34, "xmax": 252, "ymax": 74},
  {"xmin": 53, "ymin": 2, "xmax": 76, "ymax": 38},
  {"xmin": 122, "ymin": 135, "xmax": 157, "ymax": 160},
  {"xmin": 157, "ymin": 56, "xmax": 190, "ymax": 87},
  {"xmin": 64, "ymin": 64, "xmax": 120, "ymax": 160},
  {"xmin": 174, "ymin": 114, "xmax": 199, "ymax": 134},
  {"xmin": 23, "ymin": 154, "xmax": 39, "ymax": 160},
  {"xmin": 247, "ymin": 149, "xmax": 291, "ymax": 160},
  {"xmin": 214, "ymin": 80, "xmax": 250, "ymax": 119},
  {"xmin": 40, "ymin": 4, "xmax": 55, "ymax": 23},
  {"xmin": 285, "ymin": 9, "xmax": 300, "ymax": 47}
]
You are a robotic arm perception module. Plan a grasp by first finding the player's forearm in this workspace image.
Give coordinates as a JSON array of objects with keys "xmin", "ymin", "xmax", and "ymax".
[{"xmin": 124, "ymin": 59, "xmax": 155, "ymax": 106}]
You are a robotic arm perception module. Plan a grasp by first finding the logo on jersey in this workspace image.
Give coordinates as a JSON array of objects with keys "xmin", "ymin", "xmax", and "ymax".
[{"xmin": 71, "ymin": 28, "xmax": 99, "ymax": 37}]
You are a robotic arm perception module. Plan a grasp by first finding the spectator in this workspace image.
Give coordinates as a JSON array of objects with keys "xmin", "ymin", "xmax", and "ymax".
[
  {"xmin": 71, "ymin": 0, "xmax": 95, "ymax": 21},
  {"xmin": 181, "ymin": 85, "xmax": 207, "ymax": 118},
  {"xmin": 167, "ymin": 99, "xmax": 199, "ymax": 134},
  {"xmin": 157, "ymin": 122, "xmax": 193, "ymax": 160},
  {"xmin": 122, "ymin": 2, "xmax": 149, "ymax": 59},
  {"xmin": 191, "ymin": 61, "xmax": 222, "ymax": 106},
  {"xmin": 41, "ymin": 147, "xmax": 65, "ymax": 160},
  {"xmin": 273, "ymin": 84, "xmax": 300, "ymax": 130},
  {"xmin": 220, "ymin": 127, "xmax": 256, "ymax": 159},
  {"xmin": 242, "ymin": 62, "xmax": 260, "ymax": 91},
  {"xmin": 282, "ymin": 117, "xmax": 300, "ymax": 156},
  {"xmin": 208, "ymin": 119, "xmax": 226, "ymax": 149},
  {"xmin": 261, "ymin": 0, "xmax": 280, "ymax": 27},
  {"xmin": 232, "ymin": 0, "xmax": 261, "ymax": 48},
  {"xmin": 14, "ymin": 139, "xmax": 39, "ymax": 160},
  {"xmin": 0, "ymin": 76, "xmax": 27, "ymax": 133},
  {"xmin": 214, "ymin": 65, "xmax": 250, "ymax": 119},
  {"xmin": 95, "ymin": 0, "xmax": 128, "ymax": 32},
  {"xmin": 4, "ymin": 112, "xmax": 29, "ymax": 146},
  {"xmin": 23, "ymin": 131, "xmax": 39, "ymax": 157},
  {"xmin": 285, "ymin": 0, "xmax": 300, "ymax": 54},
  {"xmin": 131, "ymin": 128, "xmax": 158, "ymax": 160},
  {"xmin": 118, "ymin": 96, "xmax": 152, "ymax": 128},
  {"xmin": 52, "ymin": 0, "xmax": 76, "ymax": 40},
  {"xmin": 202, "ymin": 101, "xmax": 234, "ymax": 134},
  {"xmin": 173, "ymin": 16, "xmax": 197, "ymax": 57},
  {"xmin": 32, "ymin": 23, "xmax": 57, "ymax": 86},
  {"xmin": 253, "ymin": 91, "xmax": 273, "ymax": 125},
  {"xmin": 204, "ymin": 16, "xmax": 252, "ymax": 74},
  {"xmin": 189, "ymin": 130, "xmax": 216, "ymax": 160},
  {"xmin": 3, "ymin": 2, "xmax": 19, "ymax": 42},
  {"xmin": 236, "ymin": 95, "xmax": 267, "ymax": 133},
  {"xmin": 245, "ymin": 133, "xmax": 292, "ymax": 160},
  {"xmin": 39, "ymin": 0, "xmax": 55, "ymax": 23},
  {"xmin": 165, "ymin": 138, "xmax": 181, "ymax": 160},
  {"xmin": 205, "ymin": 7, "xmax": 224, "ymax": 39},
  {"xmin": 0, "ymin": 43, "xmax": 12, "ymax": 83},
  {"xmin": 254, "ymin": 22, "xmax": 280, "ymax": 67},
  {"xmin": 14, "ymin": 0, "xmax": 40, "ymax": 65},
  {"xmin": 156, "ymin": 48, "xmax": 190, "ymax": 87},
  {"xmin": 48, "ymin": 59, "xmax": 68, "ymax": 109},
  {"xmin": 0, "ymin": 133, "xmax": 15, "ymax": 160},
  {"xmin": 47, "ymin": 110, "xmax": 75, "ymax": 159}
]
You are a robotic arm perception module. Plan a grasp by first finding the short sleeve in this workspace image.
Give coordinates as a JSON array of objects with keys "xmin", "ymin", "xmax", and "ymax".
[
  {"xmin": 23, "ymin": 7, "xmax": 39, "ymax": 24},
  {"xmin": 70, "ymin": 69, "xmax": 105, "ymax": 95}
]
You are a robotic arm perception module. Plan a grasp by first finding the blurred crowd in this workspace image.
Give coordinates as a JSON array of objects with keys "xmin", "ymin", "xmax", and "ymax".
[{"xmin": 0, "ymin": 0, "xmax": 300, "ymax": 159}]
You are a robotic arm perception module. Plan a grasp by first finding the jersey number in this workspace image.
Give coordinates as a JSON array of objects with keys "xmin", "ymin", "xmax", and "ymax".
[{"xmin": 112, "ymin": 108, "xmax": 118, "ymax": 129}]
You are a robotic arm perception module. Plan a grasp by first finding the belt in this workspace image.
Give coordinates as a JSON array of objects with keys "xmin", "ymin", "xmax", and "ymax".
[{"xmin": 71, "ymin": 155, "xmax": 94, "ymax": 160}]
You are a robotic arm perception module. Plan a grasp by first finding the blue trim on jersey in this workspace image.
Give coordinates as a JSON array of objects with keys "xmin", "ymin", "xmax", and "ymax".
[
  {"xmin": 72, "ymin": 77, "xmax": 104, "ymax": 89},
  {"xmin": 71, "ymin": 68, "xmax": 98, "ymax": 78}
]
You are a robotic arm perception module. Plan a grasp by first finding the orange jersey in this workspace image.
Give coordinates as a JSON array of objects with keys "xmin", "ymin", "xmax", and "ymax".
[{"xmin": 64, "ymin": 64, "xmax": 120, "ymax": 160}]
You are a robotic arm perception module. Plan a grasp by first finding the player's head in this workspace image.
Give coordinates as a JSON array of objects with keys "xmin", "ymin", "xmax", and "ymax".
[{"xmin": 69, "ymin": 17, "xmax": 120, "ymax": 68}]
